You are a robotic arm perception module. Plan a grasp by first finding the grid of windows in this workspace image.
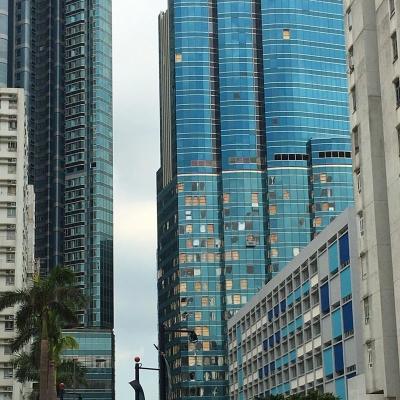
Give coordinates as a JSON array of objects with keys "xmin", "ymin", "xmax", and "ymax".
[{"xmin": 228, "ymin": 213, "xmax": 360, "ymax": 400}]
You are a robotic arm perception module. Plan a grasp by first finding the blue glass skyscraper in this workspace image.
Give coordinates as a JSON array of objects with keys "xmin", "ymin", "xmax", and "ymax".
[{"xmin": 157, "ymin": 1, "xmax": 353, "ymax": 399}]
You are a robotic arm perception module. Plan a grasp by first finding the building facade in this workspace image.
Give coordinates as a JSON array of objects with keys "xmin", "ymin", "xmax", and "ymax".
[
  {"xmin": 63, "ymin": 329, "xmax": 115, "ymax": 400},
  {"xmin": 157, "ymin": 1, "xmax": 353, "ymax": 399},
  {"xmin": 0, "ymin": 88, "xmax": 35, "ymax": 399},
  {"xmin": 344, "ymin": 0, "xmax": 400, "ymax": 398},
  {"xmin": 1, "ymin": 2, "xmax": 115, "ymax": 398},
  {"xmin": 228, "ymin": 209, "xmax": 363, "ymax": 400}
]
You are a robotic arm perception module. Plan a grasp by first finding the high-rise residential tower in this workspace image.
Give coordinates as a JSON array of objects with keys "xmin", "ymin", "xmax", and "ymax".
[
  {"xmin": 0, "ymin": 88, "xmax": 35, "ymax": 399},
  {"xmin": 1, "ymin": 2, "xmax": 114, "ymax": 399},
  {"xmin": 157, "ymin": 1, "xmax": 353, "ymax": 399},
  {"xmin": 344, "ymin": 0, "xmax": 400, "ymax": 399}
]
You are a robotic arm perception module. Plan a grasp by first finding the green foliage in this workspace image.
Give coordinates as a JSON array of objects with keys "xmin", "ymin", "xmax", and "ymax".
[
  {"xmin": 256, "ymin": 391, "xmax": 339, "ymax": 400},
  {"xmin": 0, "ymin": 266, "xmax": 88, "ymax": 391}
]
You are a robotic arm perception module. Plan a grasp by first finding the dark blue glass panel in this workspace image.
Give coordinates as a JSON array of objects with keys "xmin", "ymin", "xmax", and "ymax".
[
  {"xmin": 280, "ymin": 299, "xmax": 286, "ymax": 312},
  {"xmin": 268, "ymin": 310, "xmax": 273, "ymax": 321},
  {"xmin": 269, "ymin": 335, "xmax": 274, "ymax": 347},
  {"xmin": 334, "ymin": 343, "xmax": 344, "ymax": 374},
  {"xmin": 321, "ymin": 282, "xmax": 330, "ymax": 313},
  {"xmin": 275, "ymin": 331, "xmax": 281, "ymax": 343},
  {"xmin": 339, "ymin": 232, "xmax": 350, "ymax": 266},
  {"xmin": 263, "ymin": 339, "xmax": 268, "ymax": 351},
  {"xmin": 274, "ymin": 304, "xmax": 280, "ymax": 318},
  {"xmin": 343, "ymin": 301, "xmax": 354, "ymax": 334}
]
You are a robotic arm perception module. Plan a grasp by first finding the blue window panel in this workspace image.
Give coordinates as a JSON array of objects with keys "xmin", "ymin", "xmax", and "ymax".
[
  {"xmin": 282, "ymin": 354, "xmax": 289, "ymax": 366},
  {"xmin": 258, "ymin": 368, "xmax": 263, "ymax": 379},
  {"xmin": 290, "ymin": 350, "xmax": 297, "ymax": 363},
  {"xmin": 339, "ymin": 232, "xmax": 350, "ymax": 266},
  {"xmin": 302, "ymin": 281, "xmax": 310, "ymax": 295},
  {"xmin": 276, "ymin": 357, "xmax": 282, "ymax": 369},
  {"xmin": 335, "ymin": 377, "xmax": 346, "ymax": 400},
  {"xmin": 287, "ymin": 293, "xmax": 294, "ymax": 306},
  {"xmin": 294, "ymin": 287, "xmax": 301, "ymax": 301},
  {"xmin": 237, "ymin": 347, "xmax": 243, "ymax": 365},
  {"xmin": 268, "ymin": 310, "xmax": 273, "ymax": 321},
  {"xmin": 274, "ymin": 304, "xmax": 280, "ymax": 318},
  {"xmin": 295, "ymin": 316, "xmax": 303, "ymax": 330},
  {"xmin": 329, "ymin": 242, "xmax": 339, "ymax": 273},
  {"xmin": 321, "ymin": 282, "xmax": 330, "ymax": 313},
  {"xmin": 275, "ymin": 331, "xmax": 281, "ymax": 343},
  {"xmin": 288, "ymin": 321, "xmax": 295, "ymax": 333},
  {"xmin": 280, "ymin": 299, "xmax": 286, "ymax": 313},
  {"xmin": 323, "ymin": 347, "xmax": 333, "ymax": 377},
  {"xmin": 332, "ymin": 308, "xmax": 342, "ymax": 339},
  {"xmin": 238, "ymin": 369, "xmax": 243, "ymax": 386},
  {"xmin": 283, "ymin": 382, "xmax": 290, "ymax": 394},
  {"xmin": 263, "ymin": 339, "xmax": 268, "ymax": 351},
  {"xmin": 334, "ymin": 343, "xmax": 344, "ymax": 374},
  {"xmin": 340, "ymin": 267, "xmax": 352, "ymax": 299},
  {"xmin": 270, "ymin": 361, "xmax": 275, "ymax": 372},
  {"xmin": 342, "ymin": 301, "xmax": 354, "ymax": 334},
  {"xmin": 236, "ymin": 327, "xmax": 242, "ymax": 343},
  {"xmin": 281, "ymin": 326, "xmax": 288, "ymax": 338},
  {"xmin": 269, "ymin": 335, "xmax": 274, "ymax": 347},
  {"xmin": 263, "ymin": 364, "xmax": 269, "ymax": 377}
]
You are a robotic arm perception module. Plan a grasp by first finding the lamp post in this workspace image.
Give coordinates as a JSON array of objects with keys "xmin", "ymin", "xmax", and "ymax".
[
  {"xmin": 158, "ymin": 326, "xmax": 199, "ymax": 400},
  {"xmin": 129, "ymin": 356, "xmax": 159, "ymax": 400}
]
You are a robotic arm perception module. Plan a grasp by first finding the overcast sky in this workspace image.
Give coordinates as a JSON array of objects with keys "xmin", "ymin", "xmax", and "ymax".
[{"xmin": 113, "ymin": 0, "xmax": 167, "ymax": 398}]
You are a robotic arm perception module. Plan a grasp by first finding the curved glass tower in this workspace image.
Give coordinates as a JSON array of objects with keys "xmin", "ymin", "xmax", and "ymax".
[{"xmin": 157, "ymin": 0, "xmax": 353, "ymax": 399}]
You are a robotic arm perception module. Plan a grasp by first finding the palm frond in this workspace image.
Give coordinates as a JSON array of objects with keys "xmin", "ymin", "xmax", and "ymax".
[{"xmin": 0, "ymin": 290, "xmax": 30, "ymax": 312}]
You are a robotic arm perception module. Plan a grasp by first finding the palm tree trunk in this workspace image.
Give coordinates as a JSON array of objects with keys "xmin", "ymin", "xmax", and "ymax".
[
  {"xmin": 48, "ymin": 359, "xmax": 57, "ymax": 400},
  {"xmin": 39, "ymin": 315, "xmax": 49, "ymax": 400}
]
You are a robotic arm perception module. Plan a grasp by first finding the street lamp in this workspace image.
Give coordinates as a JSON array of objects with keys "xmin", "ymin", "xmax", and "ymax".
[
  {"xmin": 129, "ymin": 356, "xmax": 159, "ymax": 400},
  {"xmin": 158, "ymin": 326, "xmax": 199, "ymax": 400}
]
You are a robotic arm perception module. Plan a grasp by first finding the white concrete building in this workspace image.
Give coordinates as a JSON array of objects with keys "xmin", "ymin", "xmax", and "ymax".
[
  {"xmin": 0, "ymin": 88, "xmax": 34, "ymax": 399},
  {"xmin": 344, "ymin": 1, "xmax": 400, "ymax": 399}
]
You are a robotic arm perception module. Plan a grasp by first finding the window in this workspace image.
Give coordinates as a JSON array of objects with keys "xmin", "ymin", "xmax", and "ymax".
[
  {"xmin": 223, "ymin": 193, "xmax": 230, "ymax": 204},
  {"xmin": 233, "ymin": 295, "xmax": 241, "ymax": 305},
  {"xmin": 395, "ymin": 77, "xmax": 400, "ymax": 107},
  {"xmin": 240, "ymin": 279, "xmax": 248, "ymax": 289},
  {"xmin": 364, "ymin": 297, "xmax": 370, "ymax": 324},
  {"xmin": 351, "ymin": 86, "xmax": 357, "ymax": 112},
  {"xmin": 9, "ymin": 100, "xmax": 17, "ymax": 109},
  {"xmin": 282, "ymin": 29, "xmax": 291, "ymax": 40},
  {"xmin": 8, "ymin": 142, "xmax": 17, "ymax": 151},
  {"xmin": 251, "ymin": 193, "xmax": 259, "ymax": 206},
  {"xmin": 8, "ymin": 164, "xmax": 16, "ymax": 174},
  {"xmin": 5, "ymin": 321, "xmax": 14, "ymax": 331},
  {"xmin": 390, "ymin": 0, "xmax": 396, "ymax": 16},
  {"xmin": 348, "ymin": 46, "xmax": 354, "ymax": 73},
  {"xmin": 283, "ymin": 190, "xmax": 290, "ymax": 200},
  {"xmin": 225, "ymin": 280, "xmax": 233, "ymax": 290},
  {"xmin": 3, "ymin": 368, "xmax": 12, "ymax": 379},
  {"xmin": 7, "ymin": 186, "xmax": 16, "ymax": 195},
  {"xmin": 358, "ymin": 212, "xmax": 364, "ymax": 236},
  {"xmin": 175, "ymin": 53, "xmax": 182, "ymax": 62},
  {"xmin": 356, "ymin": 171, "xmax": 362, "ymax": 193},
  {"xmin": 347, "ymin": 8, "xmax": 352, "ymax": 31},
  {"xmin": 269, "ymin": 205, "xmax": 277, "ymax": 215},
  {"xmin": 6, "ymin": 230, "xmax": 15, "ymax": 240},
  {"xmin": 7, "ymin": 208, "xmax": 16, "ymax": 218},
  {"xmin": 392, "ymin": 32, "xmax": 399, "ymax": 63},
  {"xmin": 353, "ymin": 125, "xmax": 360, "ymax": 154},
  {"xmin": 8, "ymin": 120, "xmax": 17, "ymax": 130},
  {"xmin": 5, "ymin": 276, "xmax": 14, "ymax": 286},
  {"xmin": 6, "ymin": 253, "xmax": 15, "ymax": 263}
]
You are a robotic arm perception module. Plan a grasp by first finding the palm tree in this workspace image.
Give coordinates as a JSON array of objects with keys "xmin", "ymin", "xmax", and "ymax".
[{"xmin": 0, "ymin": 266, "xmax": 86, "ymax": 400}]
